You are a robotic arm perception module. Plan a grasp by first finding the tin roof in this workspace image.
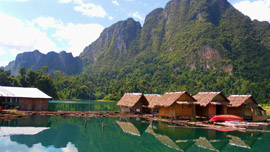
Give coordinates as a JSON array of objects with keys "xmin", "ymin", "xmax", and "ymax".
[{"xmin": 0, "ymin": 86, "xmax": 52, "ymax": 99}]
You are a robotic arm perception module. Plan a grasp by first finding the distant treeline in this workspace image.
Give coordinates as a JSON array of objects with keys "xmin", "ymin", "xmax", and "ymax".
[{"xmin": 1, "ymin": 66, "xmax": 270, "ymax": 104}]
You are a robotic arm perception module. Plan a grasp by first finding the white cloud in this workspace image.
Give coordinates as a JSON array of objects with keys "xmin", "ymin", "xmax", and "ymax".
[
  {"xmin": 233, "ymin": 0, "xmax": 270, "ymax": 22},
  {"xmin": 74, "ymin": 2, "xmax": 107, "ymax": 18},
  {"xmin": 59, "ymin": 0, "xmax": 109, "ymax": 19},
  {"xmin": 61, "ymin": 142, "xmax": 78, "ymax": 152},
  {"xmin": 32, "ymin": 17, "xmax": 64, "ymax": 30},
  {"xmin": 53, "ymin": 22, "xmax": 104, "ymax": 56},
  {"xmin": 0, "ymin": 12, "xmax": 57, "ymax": 56},
  {"xmin": 29, "ymin": 144, "xmax": 48, "ymax": 152},
  {"xmin": 59, "ymin": 0, "xmax": 72, "ymax": 3},
  {"xmin": 131, "ymin": 12, "xmax": 144, "ymax": 21},
  {"xmin": 0, "ymin": 13, "xmax": 104, "ymax": 59},
  {"xmin": 32, "ymin": 17, "xmax": 104, "ymax": 56},
  {"xmin": 112, "ymin": 0, "xmax": 119, "ymax": 6}
]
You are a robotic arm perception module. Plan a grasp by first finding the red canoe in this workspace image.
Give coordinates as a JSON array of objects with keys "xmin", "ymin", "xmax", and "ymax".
[{"xmin": 209, "ymin": 115, "xmax": 244, "ymax": 122}]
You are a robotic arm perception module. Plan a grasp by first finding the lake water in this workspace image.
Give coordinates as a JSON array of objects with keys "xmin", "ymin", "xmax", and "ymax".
[
  {"xmin": 49, "ymin": 100, "xmax": 120, "ymax": 112},
  {"xmin": 1, "ymin": 101, "xmax": 270, "ymax": 152}
]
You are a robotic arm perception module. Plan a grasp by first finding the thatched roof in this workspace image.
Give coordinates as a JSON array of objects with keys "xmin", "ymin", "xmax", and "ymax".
[
  {"xmin": 158, "ymin": 92, "xmax": 196, "ymax": 108},
  {"xmin": 193, "ymin": 92, "xmax": 229, "ymax": 107},
  {"xmin": 145, "ymin": 94, "xmax": 162, "ymax": 109},
  {"xmin": 117, "ymin": 93, "xmax": 148, "ymax": 108},
  {"xmin": 228, "ymin": 95, "xmax": 257, "ymax": 107}
]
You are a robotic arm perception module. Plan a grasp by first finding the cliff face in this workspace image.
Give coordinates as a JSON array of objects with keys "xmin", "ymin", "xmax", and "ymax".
[
  {"xmin": 5, "ymin": 50, "xmax": 83, "ymax": 76},
  {"xmin": 80, "ymin": 18, "xmax": 142, "ymax": 71}
]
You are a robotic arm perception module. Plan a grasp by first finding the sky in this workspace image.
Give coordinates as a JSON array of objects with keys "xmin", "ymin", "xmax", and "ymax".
[{"xmin": 0, "ymin": 0, "xmax": 270, "ymax": 67}]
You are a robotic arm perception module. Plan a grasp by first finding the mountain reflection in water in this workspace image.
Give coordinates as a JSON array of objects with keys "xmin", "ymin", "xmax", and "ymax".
[{"xmin": 0, "ymin": 115, "xmax": 270, "ymax": 152}]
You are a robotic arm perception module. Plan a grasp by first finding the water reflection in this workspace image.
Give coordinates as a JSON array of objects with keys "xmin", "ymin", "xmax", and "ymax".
[
  {"xmin": 150, "ymin": 121, "xmax": 266, "ymax": 152},
  {"xmin": 49, "ymin": 100, "xmax": 120, "ymax": 112},
  {"xmin": 116, "ymin": 117, "xmax": 149, "ymax": 136},
  {"xmin": 0, "ymin": 116, "xmax": 270, "ymax": 152}
]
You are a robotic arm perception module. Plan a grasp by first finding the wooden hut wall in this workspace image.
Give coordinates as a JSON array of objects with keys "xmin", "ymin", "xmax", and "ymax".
[
  {"xmin": 131, "ymin": 100, "xmax": 143, "ymax": 113},
  {"xmin": 178, "ymin": 93, "xmax": 195, "ymax": 101},
  {"xmin": 160, "ymin": 93, "xmax": 196, "ymax": 118},
  {"xmin": 140, "ymin": 97, "xmax": 150, "ymax": 113},
  {"xmin": 159, "ymin": 104, "xmax": 175, "ymax": 117},
  {"xmin": 243, "ymin": 106, "xmax": 252, "ymax": 117},
  {"xmin": 213, "ymin": 95, "xmax": 227, "ymax": 102},
  {"xmin": 19, "ymin": 98, "xmax": 49, "ymax": 111},
  {"xmin": 227, "ymin": 107, "xmax": 242, "ymax": 116},
  {"xmin": 208, "ymin": 104, "xmax": 216, "ymax": 118},
  {"xmin": 196, "ymin": 104, "xmax": 227, "ymax": 118},
  {"xmin": 246, "ymin": 98, "xmax": 257, "ymax": 104},
  {"xmin": 120, "ymin": 106, "xmax": 131, "ymax": 113},
  {"xmin": 159, "ymin": 104, "xmax": 195, "ymax": 118},
  {"xmin": 252, "ymin": 107, "xmax": 267, "ymax": 122},
  {"xmin": 216, "ymin": 105, "xmax": 227, "ymax": 115},
  {"xmin": 252, "ymin": 115, "xmax": 267, "ymax": 122},
  {"xmin": 123, "ymin": 97, "xmax": 148, "ymax": 114},
  {"xmin": 196, "ymin": 105, "xmax": 210, "ymax": 117},
  {"xmin": 175, "ymin": 104, "xmax": 195, "ymax": 117}
]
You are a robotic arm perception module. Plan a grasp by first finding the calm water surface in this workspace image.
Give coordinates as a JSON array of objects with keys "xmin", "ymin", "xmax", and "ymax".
[
  {"xmin": 0, "ymin": 101, "xmax": 270, "ymax": 152},
  {"xmin": 49, "ymin": 100, "xmax": 120, "ymax": 112}
]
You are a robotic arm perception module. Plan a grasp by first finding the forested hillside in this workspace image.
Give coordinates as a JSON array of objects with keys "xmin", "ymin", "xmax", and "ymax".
[
  {"xmin": 77, "ymin": 0, "xmax": 270, "ymax": 103},
  {"xmin": 1, "ymin": 0, "xmax": 270, "ymax": 103}
]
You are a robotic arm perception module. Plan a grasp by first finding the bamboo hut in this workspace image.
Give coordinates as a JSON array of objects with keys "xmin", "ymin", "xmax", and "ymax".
[
  {"xmin": 0, "ymin": 86, "xmax": 52, "ymax": 111},
  {"xmin": 193, "ymin": 92, "xmax": 229, "ymax": 118},
  {"xmin": 117, "ymin": 93, "xmax": 149, "ymax": 113},
  {"xmin": 144, "ymin": 94, "xmax": 162, "ymax": 114},
  {"xmin": 227, "ymin": 95, "xmax": 267, "ymax": 122},
  {"xmin": 157, "ymin": 92, "xmax": 197, "ymax": 119}
]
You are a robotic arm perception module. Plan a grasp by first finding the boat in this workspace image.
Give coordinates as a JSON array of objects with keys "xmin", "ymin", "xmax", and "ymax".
[{"xmin": 209, "ymin": 115, "xmax": 244, "ymax": 122}]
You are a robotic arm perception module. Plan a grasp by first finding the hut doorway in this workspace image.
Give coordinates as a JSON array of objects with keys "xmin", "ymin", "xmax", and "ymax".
[{"xmin": 216, "ymin": 105, "xmax": 223, "ymax": 115}]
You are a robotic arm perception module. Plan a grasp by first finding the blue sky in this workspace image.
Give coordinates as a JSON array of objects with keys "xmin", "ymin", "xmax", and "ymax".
[{"xmin": 0, "ymin": 0, "xmax": 270, "ymax": 67}]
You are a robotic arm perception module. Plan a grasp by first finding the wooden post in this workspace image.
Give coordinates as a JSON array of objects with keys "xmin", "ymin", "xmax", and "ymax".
[{"xmin": 174, "ymin": 103, "xmax": 176, "ymax": 120}]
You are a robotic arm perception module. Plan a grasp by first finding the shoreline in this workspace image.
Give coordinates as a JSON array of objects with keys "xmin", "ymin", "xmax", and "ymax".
[{"xmin": 1, "ymin": 110, "xmax": 270, "ymax": 133}]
